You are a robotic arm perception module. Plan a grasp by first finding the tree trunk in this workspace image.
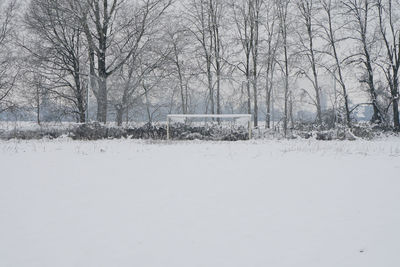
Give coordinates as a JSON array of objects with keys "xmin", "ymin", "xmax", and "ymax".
[
  {"xmin": 74, "ymin": 69, "xmax": 86, "ymax": 123},
  {"xmin": 251, "ymin": 0, "xmax": 260, "ymax": 128},
  {"xmin": 307, "ymin": 28, "xmax": 322, "ymax": 125},
  {"xmin": 97, "ymin": 42, "xmax": 108, "ymax": 123},
  {"xmin": 283, "ymin": 38, "xmax": 289, "ymax": 137},
  {"xmin": 116, "ymin": 106, "xmax": 123, "ymax": 126},
  {"xmin": 216, "ymin": 72, "xmax": 220, "ymax": 114},
  {"xmin": 144, "ymin": 83, "xmax": 152, "ymax": 124},
  {"xmin": 36, "ymin": 92, "xmax": 40, "ymax": 125},
  {"xmin": 289, "ymin": 91, "xmax": 294, "ymax": 129},
  {"xmin": 392, "ymin": 79, "xmax": 399, "ymax": 129},
  {"xmin": 216, "ymin": 70, "xmax": 221, "ymax": 124},
  {"xmin": 78, "ymin": 107, "xmax": 86, "ymax": 123},
  {"xmin": 364, "ymin": 54, "xmax": 381, "ymax": 123},
  {"xmin": 246, "ymin": 77, "xmax": 251, "ymax": 115},
  {"xmin": 266, "ymin": 64, "xmax": 275, "ymax": 129},
  {"xmin": 96, "ymin": 77, "xmax": 107, "ymax": 123},
  {"xmin": 266, "ymin": 71, "xmax": 272, "ymax": 129},
  {"xmin": 393, "ymin": 97, "xmax": 400, "ymax": 129},
  {"xmin": 253, "ymin": 73, "xmax": 258, "ymax": 127},
  {"xmin": 207, "ymin": 60, "xmax": 214, "ymax": 115}
]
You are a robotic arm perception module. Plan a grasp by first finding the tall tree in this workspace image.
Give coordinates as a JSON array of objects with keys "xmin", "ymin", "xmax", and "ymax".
[
  {"xmin": 276, "ymin": 0, "xmax": 291, "ymax": 136},
  {"xmin": 376, "ymin": 0, "xmax": 400, "ymax": 129},
  {"xmin": 264, "ymin": 0, "xmax": 280, "ymax": 128},
  {"xmin": 297, "ymin": 0, "xmax": 322, "ymax": 125},
  {"xmin": 0, "ymin": 0, "xmax": 17, "ymax": 114},
  {"xmin": 231, "ymin": 0, "xmax": 264, "ymax": 126},
  {"xmin": 343, "ymin": 0, "xmax": 383, "ymax": 123},
  {"xmin": 25, "ymin": 0, "xmax": 88, "ymax": 122},
  {"xmin": 185, "ymin": 0, "xmax": 217, "ymax": 115},
  {"xmin": 319, "ymin": 0, "xmax": 351, "ymax": 126},
  {"xmin": 77, "ymin": 0, "xmax": 171, "ymax": 123},
  {"xmin": 250, "ymin": 0, "xmax": 262, "ymax": 127},
  {"xmin": 107, "ymin": 0, "xmax": 172, "ymax": 125},
  {"xmin": 209, "ymin": 0, "xmax": 224, "ymax": 118}
]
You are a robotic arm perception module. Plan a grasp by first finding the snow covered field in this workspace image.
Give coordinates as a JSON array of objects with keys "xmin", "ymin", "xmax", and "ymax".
[{"xmin": 1, "ymin": 138, "xmax": 400, "ymax": 267}]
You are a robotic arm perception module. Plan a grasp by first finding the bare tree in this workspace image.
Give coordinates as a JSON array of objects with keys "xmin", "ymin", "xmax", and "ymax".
[
  {"xmin": 30, "ymin": 72, "xmax": 45, "ymax": 125},
  {"xmin": 165, "ymin": 19, "xmax": 192, "ymax": 114},
  {"xmin": 343, "ymin": 0, "xmax": 383, "ymax": 123},
  {"xmin": 376, "ymin": 0, "xmax": 400, "ymax": 129},
  {"xmin": 111, "ymin": 37, "xmax": 170, "ymax": 126},
  {"xmin": 319, "ymin": 0, "xmax": 351, "ymax": 126},
  {"xmin": 77, "ymin": 0, "xmax": 171, "ymax": 123},
  {"xmin": 209, "ymin": 0, "xmax": 225, "ymax": 118},
  {"xmin": 250, "ymin": 0, "xmax": 263, "ymax": 127},
  {"xmin": 297, "ymin": 0, "xmax": 323, "ymax": 125},
  {"xmin": 140, "ymin": 65, "xmax": 170, "ymax": 124},
  {"xmin": 231, "ymin": 0, "xmax": 264, "ymax": 126},
  {"xmin": 185, "ymin": 0, "xmax": 217, "ymax": 115},
  {"xmin": 264, "ymin": 0, "xmax": 280, "ymax": 128},
  {"xmin": 276, "ymin": 0, "xmax": 291, "ymax": 136},
  {"xmin": 0, "ymin": 0, "xmax": 18, "ymax": 114},
  {"xmin": 25, "ymin": 0, "xmax": 88, "ymax": 122},
  {"xmin": 105, "ymin": 0, "xmax": 172, "ymax": 126}
]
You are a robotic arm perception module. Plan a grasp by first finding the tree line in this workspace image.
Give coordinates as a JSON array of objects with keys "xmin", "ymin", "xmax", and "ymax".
[{"xmin": 0, "ymin": 0, "xmax": 400, "ymax": 133}]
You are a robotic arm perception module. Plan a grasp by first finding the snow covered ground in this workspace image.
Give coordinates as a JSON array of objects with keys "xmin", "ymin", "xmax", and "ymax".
[{"xmin": 1, "ymin": 138, "xmax": 400, "ymax": 267}]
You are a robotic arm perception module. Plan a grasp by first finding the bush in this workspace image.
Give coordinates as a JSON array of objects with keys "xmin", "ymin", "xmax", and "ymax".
[{"xmin": 0, "ymin": 127, "xmax": 66, "ymax": 140}]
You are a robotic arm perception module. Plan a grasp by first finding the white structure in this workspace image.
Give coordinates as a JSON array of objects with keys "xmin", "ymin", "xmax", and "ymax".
[{"xmin": 166, "ymin": 114, "xmax": 252, "ymax": 140}]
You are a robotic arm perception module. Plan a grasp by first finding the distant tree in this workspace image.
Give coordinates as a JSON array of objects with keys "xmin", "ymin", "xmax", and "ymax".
[
  {"xmin": 165, "ymin": 19, "xmax": 192, "ymax": 114},
  {"xmin": 110, "ymin": 34, "xmax": 170, "ymax": 126}
]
